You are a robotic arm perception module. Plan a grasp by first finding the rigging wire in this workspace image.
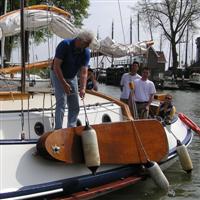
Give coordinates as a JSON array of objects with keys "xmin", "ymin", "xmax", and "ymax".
[
  {"xmin": 117, "ymin": 0, "xmax": 126, "ymax": 43},
  {"xmin": 46, "ymin": 1, "xmax": 55, "ymax": 129}
]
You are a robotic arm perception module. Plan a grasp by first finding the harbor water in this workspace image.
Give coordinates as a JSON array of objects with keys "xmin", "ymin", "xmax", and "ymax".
[{"xmin": 96, "ymin": 83, "xmax": 200, "ymax": 200}]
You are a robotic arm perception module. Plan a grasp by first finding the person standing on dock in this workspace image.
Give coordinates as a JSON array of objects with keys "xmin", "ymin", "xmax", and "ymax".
[
  {"xmin": 120, "ymin": 61, "xmax": 141, "ymax": 118},
  {"xmin": 134, "ymin": 67, "xmax": 156, "ymax": 119},
  {"xmin": 51, "ymin": 30, "xmax": 94, "ymax": 129},
  {"xmin": 120, "ymin": 61, "xmax": 141, "ymax": 104}
]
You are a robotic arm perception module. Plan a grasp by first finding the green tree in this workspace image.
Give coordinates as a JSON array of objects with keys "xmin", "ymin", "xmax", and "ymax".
[{"xmin": 137, "ymin": 0, "xmax": 200, "ymax": 73}]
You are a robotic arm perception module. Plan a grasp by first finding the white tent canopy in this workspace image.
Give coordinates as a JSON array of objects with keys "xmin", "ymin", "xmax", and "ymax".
[{"xmin": 0, "ymin": 5, "xmax": 150, "ymax": 58}]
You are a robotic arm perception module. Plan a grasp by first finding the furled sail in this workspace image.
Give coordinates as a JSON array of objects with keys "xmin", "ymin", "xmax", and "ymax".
[{"xmin": 0, "ymin": 5, "xmax": 152, "ymax": 58}]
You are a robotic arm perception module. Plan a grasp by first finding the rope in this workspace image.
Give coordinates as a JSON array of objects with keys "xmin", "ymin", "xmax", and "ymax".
[
  {"xmin": 50, "ymin": 93, "xmax": 54, "ymax": 129},
  {"xmin": 131, "ymin": 121, "xmax": 149, "ymax": 163},
  {"xmin": 42, "ymin": 93, "xmax": 46, "ymax": 125},
  {"xmin": 82, "ymin": 98, "xmax": 90, "ymax": 126},
  {"xmin": 165, "ymin": 126, "xmax": 180, "ymax": 141},
  {"xmin": 20, "ymin": 97, "xmax": 25, "ymax": 135},
  {"xmin": 117, "ymin": 0, "xmax": 126, "ymax": 43},
  {"xmin": 27, "ymin": 94, "xmax": 31, "ymax": 138}
]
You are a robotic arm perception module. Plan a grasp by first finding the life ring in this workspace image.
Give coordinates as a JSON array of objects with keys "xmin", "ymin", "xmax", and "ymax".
[{"xmin": 178, "ymin": 113, "xmax": 200, "ymax": 135}]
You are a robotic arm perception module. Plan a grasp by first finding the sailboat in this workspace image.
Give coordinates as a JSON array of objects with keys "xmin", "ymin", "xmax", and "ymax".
[{"xmin": 0, "ymin": 3, "xmax": 200, "ymax": 200}]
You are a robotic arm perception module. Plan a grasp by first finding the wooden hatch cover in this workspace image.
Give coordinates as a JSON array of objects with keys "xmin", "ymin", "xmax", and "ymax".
[{"xmin": 37, "ymin": 120, "xmax": 169, "ymax": 164}]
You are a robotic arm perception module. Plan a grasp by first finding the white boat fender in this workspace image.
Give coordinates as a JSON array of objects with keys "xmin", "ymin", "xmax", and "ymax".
[
  {"xmin": 145, "ymin": 160, "xmax": 169, "ymax": 192},
  {"xmin": 81, "ymin": 123, "xmax": 100, "ymax": 175},
  {"xmin": 176, "ymin": 140, "xmax": 193, "ymax": 173}
]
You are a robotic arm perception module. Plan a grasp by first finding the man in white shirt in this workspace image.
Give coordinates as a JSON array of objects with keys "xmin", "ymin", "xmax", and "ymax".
[
  {"xmin": 120, "ymin": 61, "xmax": 141, "ymax": 104},
  {"xmin": 134, "ymin": 67, "xmax": 156, "ymax": 119}
]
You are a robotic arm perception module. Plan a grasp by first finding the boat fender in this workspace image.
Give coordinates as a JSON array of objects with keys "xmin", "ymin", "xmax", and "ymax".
[
  {"xmin": 176, "ymin": 141, "xmax": 193, "ymax": 173},
  {"xmin": 178, "ymin": 113, "xmax": 200, "ymax": 135},
  {"xmin": 81, "ymin": 124, "xmax": 100, "ymax": 175},
  {"xmin": 145, "ymin": 161, "xmax": 169, "ymax": 192}
]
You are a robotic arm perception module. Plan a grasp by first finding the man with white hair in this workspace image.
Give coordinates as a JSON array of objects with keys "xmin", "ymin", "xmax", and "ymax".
[{"xmin": 51, "ymin": 30, "xmax": 94, "ymax": 129}]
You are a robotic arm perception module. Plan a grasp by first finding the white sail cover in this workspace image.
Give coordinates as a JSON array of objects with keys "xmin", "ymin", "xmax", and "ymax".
[{"xmin": 0, "ymin": 5, "xmax": 150, "ymax": 57}]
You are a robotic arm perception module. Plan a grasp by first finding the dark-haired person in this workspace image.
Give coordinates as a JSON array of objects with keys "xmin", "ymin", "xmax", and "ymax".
[
  {"xmin": 120, "ymin": 61, "xmax": 141, "ymax": 104},
  {"xmin": 86, "ymin": 68, "xmax": 98, "ymax": 91},
  {"xmin": 134, "ymin": 67, "xmax": 156, "ymax": 119},
  {"xmin": 51, "ymin": 30, "xmax": 94, "ymax": 129}
]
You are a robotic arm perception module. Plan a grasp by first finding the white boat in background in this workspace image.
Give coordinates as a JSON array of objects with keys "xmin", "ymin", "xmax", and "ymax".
[
  {"xmin": 162, "ymin": 77, "xmax": 179, "ymax": 90},
  {"xmin": 188, "ymin": 73, "xmax": 200, "ymax": 89},
  {"xmin": 0, "ymin": 73, "xmax": 51, "ymax": 91}
]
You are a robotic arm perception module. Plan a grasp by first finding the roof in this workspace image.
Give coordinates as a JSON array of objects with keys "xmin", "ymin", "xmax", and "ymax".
[
  {"xmin": 147, "ymin": 47, "xmax": 166, "ymax": 63},
  {"xmin": 156, "ymin": 51, "xmax": 167, "ymax": 63}
]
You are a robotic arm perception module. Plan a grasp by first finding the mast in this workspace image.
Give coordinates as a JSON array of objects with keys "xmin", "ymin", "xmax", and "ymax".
[
  {"xmin": 130, "ymin": 16, "xmax": 133, "ymax": 64},
  {"xmin": 137, "ymin": 13, "xmax": 140, "ymax": 42},
  {"xmin": 20, "ymin": 0, "xmax": 26, "ymax": 93},
  {"xmin": 130, "ymin": 16, "xmax": 132, "ymax": 44},
  {"xmin": 1, "ymin": 0, "xmax": 8, "ymax": 68},
  {"xmin": 111, "ymin": 20, "xmax": 114, "ymax": 67},
  {"xmin": 184, "ymin": 24, "xmax": 189, "ymax": 68}
]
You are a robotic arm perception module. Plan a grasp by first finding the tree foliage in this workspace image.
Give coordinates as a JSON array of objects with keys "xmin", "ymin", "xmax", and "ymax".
[{"xmin": 137, "ymin": 0, "xmax": 200, "ymax": 69}]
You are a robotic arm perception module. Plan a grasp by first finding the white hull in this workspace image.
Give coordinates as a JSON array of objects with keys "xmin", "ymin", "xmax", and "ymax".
[{"xmin": 0, "ymin": 92, "xmax": 193, "ymax": 199}]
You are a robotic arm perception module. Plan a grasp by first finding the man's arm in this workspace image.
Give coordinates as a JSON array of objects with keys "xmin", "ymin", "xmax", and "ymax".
[
  {"xmin": 91, "ymin": 73, "xmax": 98, "ymax": 91},
  {"xmin": 79, "ymin": 67, "xmax": 88, "ymax": 98},
  {"xmin": 146, "ymin": 93, "xmax": 154, "ymax": 110},
  {"xmin": 120, "ymin": 74, "xmax": 124, "ymax": 91},
  {"xmin": 53, "ymin": 57, "xmax": 71, "ymax": 94}
]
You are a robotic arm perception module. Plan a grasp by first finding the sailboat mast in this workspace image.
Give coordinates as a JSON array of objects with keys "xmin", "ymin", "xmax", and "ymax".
[
  {"xmin": 1, "ymin": 0, "xmax": 8, "ymax": 68},
  {"xmin": 130, "ymin": 16, "xmax": 132, "ymax": 44},
  {"xmin": 20, "ymin": 0, "xmax": 26, "ymax": 93},
  {"xmin": 111, "ymin": 20, "xmax": 114, "ymax": 67},
  {"xmin": 184, "ymin": 24, "xmax": 189, "ymax": 67},
  {"xmin": 137, "ymin": 13, "xmax": 140, "ymax": 42}
]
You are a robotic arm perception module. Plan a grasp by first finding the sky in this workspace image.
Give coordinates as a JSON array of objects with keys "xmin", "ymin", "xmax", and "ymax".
[
  {"xmin": 83, "ymin": 0, "xmax": 139, "ymax": 43},
  {"xmin": 83, "ymin": 0, "xmax": 198, "ymax": 68},
  {"xmin": 83, "ymin": 1, "xmax": 164, "ymax": 51}
]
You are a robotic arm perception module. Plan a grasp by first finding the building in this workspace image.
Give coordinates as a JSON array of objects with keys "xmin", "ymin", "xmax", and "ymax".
[
  {"xmin": 145, "ymin": 47, "xmax": 166, "ymax": 81},
  {"xmin": 104, "ymin": 47, "xmax": 166, "ymax": 86}
]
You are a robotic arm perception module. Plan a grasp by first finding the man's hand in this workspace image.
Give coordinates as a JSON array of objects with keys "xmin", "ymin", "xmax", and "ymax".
[
  {"xmin": 145, "ymin": 105, "xmax": 150, "ymax": 111},
  {"xmin": 79, "ymin": 88, "xmax": 85, "ymax": 99},
  {"xmin": 63, "ymin": 82, "xmax": 72, "ymax": 94}
]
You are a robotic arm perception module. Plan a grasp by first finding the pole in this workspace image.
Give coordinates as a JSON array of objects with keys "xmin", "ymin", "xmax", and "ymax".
[
  {"xmin": 185, "ymin": 24, "xmax": 189, "ymax": 68},
  {"xmin": 137, "ymin": 13, "xmax": 140, "ymax": 42},
  {"xmin": 168, "ymin": 43, "xmax": 171, "ymax": 69},
  {"xmin": 20, "ymin": 0, "xmax": 26, "ymax": 93},
  {"xmin": 130, "ymin": 16, "xmax": 132, "ymax": 44},
  {"xmin": 1, "ymin": 0, "xmax": 8, "ymax": 68},
  {"xmin": 111, "ymin": 20, "xmax": 114, "ymax": 67}
]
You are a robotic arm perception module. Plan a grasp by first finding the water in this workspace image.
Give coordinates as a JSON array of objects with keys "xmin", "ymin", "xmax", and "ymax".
[{"xmin": 96, "ymin": 83, "xmax": 200, "ymax": 200}]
